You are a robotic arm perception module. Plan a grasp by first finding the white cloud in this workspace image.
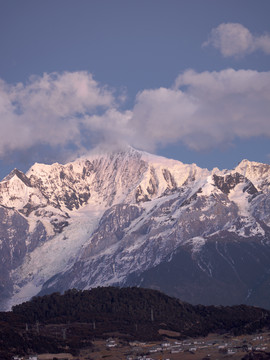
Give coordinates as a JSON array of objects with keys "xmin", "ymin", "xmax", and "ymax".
[
  {"xmin": 0, "ymin": 71, "xmax": 115, "ymax": 156},
  {"xmin": 129, "ymin": 69, "xmax": 270, "ymax": 151},
  {"xmin": 82, "ymin": 108, "xmax": 133, "ymax": 149},
  {"xmin": 203, "ymin": 23, "xmax": 270, "ymax": 57}
]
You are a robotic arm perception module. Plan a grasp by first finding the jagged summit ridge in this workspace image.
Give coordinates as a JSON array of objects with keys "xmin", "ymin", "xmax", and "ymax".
[
  {"xmin": 1, "ymin": 148, "xmax": 270, "ymax": 311},
  {"xmin": 2, "ymin": 147, "xmax": 207, "ymax": 211}
]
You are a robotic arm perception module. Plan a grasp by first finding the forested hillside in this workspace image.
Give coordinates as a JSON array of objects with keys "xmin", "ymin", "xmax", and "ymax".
[{"xmin": 1, "ymin": 287, "xmax": 270, "ymax": 359}]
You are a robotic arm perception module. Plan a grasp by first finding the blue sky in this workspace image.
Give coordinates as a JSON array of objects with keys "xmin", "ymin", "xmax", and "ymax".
[{"xmin": 0, "ymin": 0, "xmax": 270, "ymax": 178}]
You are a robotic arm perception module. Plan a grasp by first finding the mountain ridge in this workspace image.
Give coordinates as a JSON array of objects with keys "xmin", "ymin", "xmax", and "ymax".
[{"xmin": 1, "ymin": 147, "xmax": 270, "ymax": 310}]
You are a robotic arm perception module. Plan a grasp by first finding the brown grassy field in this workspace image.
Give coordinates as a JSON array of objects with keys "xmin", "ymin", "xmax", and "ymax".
[{"xmin": 36, "ymin": 331, "xmax": 270, "ymax": 360}]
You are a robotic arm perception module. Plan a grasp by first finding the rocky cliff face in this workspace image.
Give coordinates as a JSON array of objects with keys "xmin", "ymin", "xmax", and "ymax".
[{"xmin": 1, "ymin": 147, "xmax": 270, "ymax": 310}]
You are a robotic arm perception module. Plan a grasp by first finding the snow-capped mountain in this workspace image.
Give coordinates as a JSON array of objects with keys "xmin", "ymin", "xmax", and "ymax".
[{"xmin": 1, "ymin": 147, "xmax": 270, "ymax": 311}]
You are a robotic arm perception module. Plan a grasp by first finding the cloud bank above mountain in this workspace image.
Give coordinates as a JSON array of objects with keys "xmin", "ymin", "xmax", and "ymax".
[
  {"xmin": 131, "ymin": 69, "xmax": 270, "ymax": 151},
  {"xmin": 0, "ymin": 68, "xmax": 270, "ymax": 159},
  {"xmin": 203, "ymin": 23, "xmax": 270, "ymax": 57}
]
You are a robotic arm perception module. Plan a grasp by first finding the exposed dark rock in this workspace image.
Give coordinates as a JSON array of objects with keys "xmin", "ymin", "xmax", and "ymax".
[{"xmin": 162, "ymin": 168, "xmax": 177, "ymax": 189}]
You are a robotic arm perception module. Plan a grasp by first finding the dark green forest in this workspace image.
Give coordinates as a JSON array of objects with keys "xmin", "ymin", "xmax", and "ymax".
[{"xmin": 1, "ymin": 287, "xmax": 270, "ymax": 359}]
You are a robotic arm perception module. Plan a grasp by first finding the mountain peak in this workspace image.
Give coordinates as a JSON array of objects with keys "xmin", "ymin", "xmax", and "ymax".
[
  {"xmin": 234, "ymin": 158, "xmax": 270, "ymax": 191},
  {"xmin": 2, "ymin": 168, "xmax": 32, "ymax": 187},
  {"xmin": 236, "ymin": 158, "xmax": 270, "ymax": 169}
]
